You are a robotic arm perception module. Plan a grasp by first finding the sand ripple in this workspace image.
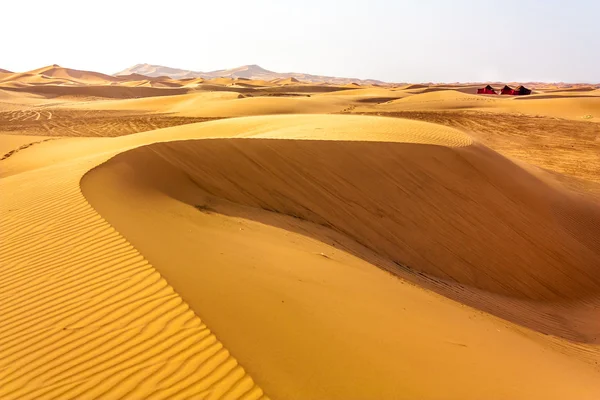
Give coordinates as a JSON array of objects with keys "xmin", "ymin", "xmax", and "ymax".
[{"xmin": 0, "ymin": 157, "xmax": 266, "ymax": 399}]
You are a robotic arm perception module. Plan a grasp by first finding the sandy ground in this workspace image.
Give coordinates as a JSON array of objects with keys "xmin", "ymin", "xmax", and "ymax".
[
  {"xmin": 0, "ymin": 134, "xmax": 54, "ymax": 158},
  {"xmin": 1, "ymin": 68, "xmax": 600, "ymax": 399}
]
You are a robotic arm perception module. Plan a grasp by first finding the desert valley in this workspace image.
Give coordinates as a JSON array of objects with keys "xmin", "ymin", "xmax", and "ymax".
[{"xmin": 1, "ymin": 62, "xmax": 600, "ymax": 399}]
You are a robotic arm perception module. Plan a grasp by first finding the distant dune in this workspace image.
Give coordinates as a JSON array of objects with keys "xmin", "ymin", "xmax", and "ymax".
[
  {"xmin": 359, "ymin": 88, "xmax": 600, "ymax": 121},
  {"xmin": 66, "ymin": 91, "xmax": 351, "ymax": 117},
  {"xmin": 272, "ymin": 77, "xmax": 300, "ymax": 85},
  {"xmin": 0, "ymin": 65, "xmax": 121, "ymax": 86},
  {"xmin": 115, "ymin": 63, "xmax": 388, "ymax": 85}
]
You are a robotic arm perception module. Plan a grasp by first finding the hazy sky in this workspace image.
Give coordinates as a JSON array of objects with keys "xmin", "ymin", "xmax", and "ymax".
[{"xmin": 2, "ymin": 0, "xmax": 598, "ymax": 82}]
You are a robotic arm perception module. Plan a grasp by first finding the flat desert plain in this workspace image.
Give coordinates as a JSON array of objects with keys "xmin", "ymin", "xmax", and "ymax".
[{"xmin": 1, "ymin": 65, "xmax": 600, "ymax": 399}]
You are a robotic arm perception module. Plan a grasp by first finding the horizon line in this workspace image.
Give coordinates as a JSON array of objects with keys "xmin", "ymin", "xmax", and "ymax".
[{"xmin": 2, "ymin": 63, "xmax": 599, "ymax": 85}]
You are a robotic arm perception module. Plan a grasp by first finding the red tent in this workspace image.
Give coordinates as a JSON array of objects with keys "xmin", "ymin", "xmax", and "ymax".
[
  {"xmin": 500, "ymin": 85, "xmax": 518, "ymax": 95},
  {"xmin": 515, "ymin": 85, "xmax": 532, "ymax": 95},
  {"xmin": 477, "ymin": 85, "xmax": 497, "ymax": 94}
]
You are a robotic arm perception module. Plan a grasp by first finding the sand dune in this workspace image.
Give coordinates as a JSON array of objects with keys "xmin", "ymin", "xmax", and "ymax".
[
  {"xmin": 0, "ymin": 73, "xmax": 81, "ymax": 87},
  {"xmin": 180, "ymin": 78, "xmax": 205, "ymax": 87},
  {"xmin": 0, "ymin": 65, "xmax": 120, "ymax": 86},
  {"xmin": 82, "ymin": 116, "xmax": 600, "ymax": 301},
  {"xmin": 514, "ymin": 93, "xmax": 599, "ymax": 100},
  {"xmin": 544, "ymin": 86, "xmax": 597, "ymax": 93},
  {"xmin": 272, "ymin": 77, "xmax": 300, "ymax": 85},
  {"xmin": 360, "ymin": 88, "xmax": 600, "ymax": 121},
  {"xmin": 398, "ymin": 84, "xmax": 428, "ymax": 90},
  {"xmin": 28, "ymin": 64, "xmax": 121, "ymax": 84},
  {"xmin": 118, "ymin": 79, "xmax": 154, "ymax": 88},
  {"xmin": 0, "ymin": 90, "xmax": 72, "ymax": 115},
  {"xmin": 318, "ymin": 88, "xmax": 409, "ymax": 105},
  {"xmin": 184, "ymin": 96, "xmax": 354, "ymax": 118},
  {"xmin": 68, "ymin": 92, "xmax": 351, "ymax": 117},
  {"xmin": 120, "ymin": 79, "xmax": 184, "ymax": 89},
  {"xmin": 230, "ymin": 78, "xmax": 274, "ymax": 87},
  {"xmin": 503, "ymin": 96, "xmax": 600, "ymax": 120},
  {"xmin": 116, "ymin": 73, "xmax": 156, "ymax": 81},
  {"xmin": 0, "ymin": 89, "xmax": 48, "ymax": 105},
  {"xmin": 319, "ymin": 87, "xmax": 398, "ymax": 96},
  {"xmin": 0, "ymin": 66, "xmax": 196, "ymax": 99},
  {"xmin": 0, "ymin": 145, "xmax": 266, "ymax": 400},
  {"xmin": 1, "ymin": 84, "xmax": 190, "ymax": 100},
  {"xmin": 78, "ymin": 115, "xmax": 600, "ymax": 399},
  {"xmin": 382, "ymin": 90, "xmax": 501, "ymax": 109},
  {"xmin": 66, "ymin": 91, "xmax": 241, "ymax": 113},
  {"xmin": 204, "ymin": 77, "xmax": 236, "ymax": 86}
]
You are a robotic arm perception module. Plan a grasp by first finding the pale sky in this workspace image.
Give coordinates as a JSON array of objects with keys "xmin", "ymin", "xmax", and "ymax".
[{"xmin": 2, "ymin": 0, "xmax": 598, "ymax": 83}]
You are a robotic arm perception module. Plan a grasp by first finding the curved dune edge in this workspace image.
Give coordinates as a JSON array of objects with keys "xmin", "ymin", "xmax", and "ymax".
[
  {"xmin": 81, "ymin": 126, "xmax": 600, "ymax": 397},
  {"xmin": 0, "ymin": 150, "xmax": 267, "ymax": 398},
  {"xmin": 89, "ymin": 138, "xmax": 600, "ymax": 301},
  {"xmin": 0, "ymin": 114, "xmax": 472, "ymax": 179},
  {"xmin": 0, "ymin": 114, "xmax": 467, "ymax": 399}
]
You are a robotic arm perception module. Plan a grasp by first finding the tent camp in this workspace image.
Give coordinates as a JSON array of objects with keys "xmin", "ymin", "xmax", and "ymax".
[
  {"xmin": 500, "ymin": 85, "xmax": 532, "ymax": 95},
  {"xmin": 515, "ymin": 85, "xmax": 532, "ymax": 95},
  {"xmin": 500, "ymin": 85, "xmax": 518, "ymax": 95},
  {"xmin": 477, "ymin": 85, "xmax": 497, "ymax": 94}
]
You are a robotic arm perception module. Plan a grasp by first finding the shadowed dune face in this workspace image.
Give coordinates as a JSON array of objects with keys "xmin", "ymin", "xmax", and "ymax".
[
  {"xmin": 84, "ymin": 138, "xmax": 600, "ymax": 301},
  {"xmin": 82, "ymin": 135, "xmax": 600, "ymax": 399}
]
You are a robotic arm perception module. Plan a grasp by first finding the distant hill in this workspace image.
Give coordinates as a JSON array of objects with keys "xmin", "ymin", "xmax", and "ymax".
[
  {"xmin": 0, "ymin": 68, "xmax": 12, "ymax": 74},
  {"xmin": 0, "ymin": 64, "xmax": 121, "ymax": 86},
  {"xmin": 115, "ymin": 63, "xmax": 388, "ymax": 85}
]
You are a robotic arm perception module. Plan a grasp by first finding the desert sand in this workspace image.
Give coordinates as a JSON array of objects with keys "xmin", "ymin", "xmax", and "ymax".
[{"xmin": 1, "ymin": 65, "xmax": 600, "ymax": 399}]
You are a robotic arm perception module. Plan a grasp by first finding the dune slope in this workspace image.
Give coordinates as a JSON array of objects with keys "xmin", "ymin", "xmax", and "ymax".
[
  {"xmin": 81, "ymin": 115, "xmax": 600, "ymax": 399},
  {"xmin": 86, "ymin": 137, "xmax": 600, "ymax": 300},
  {"xmin": 0, "ymin": 139, "xmax": 266, "ymax": 399}
]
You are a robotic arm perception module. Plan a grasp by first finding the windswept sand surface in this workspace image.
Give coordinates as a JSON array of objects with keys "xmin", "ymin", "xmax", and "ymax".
[
  {"xmin": 1, "ymin": 70, "xmax": 600, "ymax": 399},
  {"xmin": 0, "ymin": 148, "xmax": 266, "ymax": 399}
]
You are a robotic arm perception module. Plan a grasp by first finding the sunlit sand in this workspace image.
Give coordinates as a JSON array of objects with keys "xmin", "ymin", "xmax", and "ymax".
[{"xmin": 1, "ymin": 65, "xmax": 600, "ymax": 399}]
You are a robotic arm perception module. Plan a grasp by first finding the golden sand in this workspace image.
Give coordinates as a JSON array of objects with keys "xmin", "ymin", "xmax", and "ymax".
[{"xmin": 1, "ymin": 68, "xmax": 600, "ymax": 399}]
